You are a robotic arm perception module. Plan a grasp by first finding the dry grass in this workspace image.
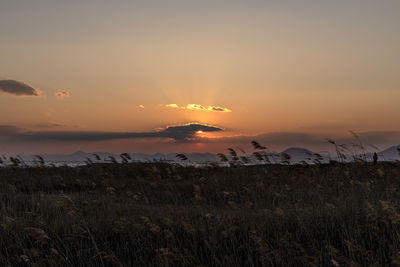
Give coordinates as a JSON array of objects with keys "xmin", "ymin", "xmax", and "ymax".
[{"xmin": 1, "ymin": 162, "xmax": 400, "ymax": 266}]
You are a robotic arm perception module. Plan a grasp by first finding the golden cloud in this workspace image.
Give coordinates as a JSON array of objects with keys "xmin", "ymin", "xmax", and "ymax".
[
  {"xmin": 55, "ymin": 90, "xmax": 70, "ymax": 100},
  {"xmin": 165, "ymin": 104, "xmax": 179, "ymax": 108},
  {"xmin": 165, "ymin": 103, "xmax": 231, "ymax": 112},
  {"xmin": 185, "ymin": 104, "xmax": 207, "ymax": 111}
]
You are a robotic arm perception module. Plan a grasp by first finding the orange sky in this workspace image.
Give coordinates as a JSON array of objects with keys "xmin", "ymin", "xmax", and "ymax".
[{"xmin": 0, "ymin": 0, "xmax": 399, "ymax": 154}]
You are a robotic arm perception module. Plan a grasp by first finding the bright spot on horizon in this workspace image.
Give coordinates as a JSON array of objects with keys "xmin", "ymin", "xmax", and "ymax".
[{"xmin": 196, "ymin": 130, "xmax": 203, "ymax": 134}]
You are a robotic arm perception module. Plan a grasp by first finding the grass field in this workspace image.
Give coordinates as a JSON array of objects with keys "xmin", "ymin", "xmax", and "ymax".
[{"xmin": 1, "ymin": 162, "xmax": 400, "ymax": 266}]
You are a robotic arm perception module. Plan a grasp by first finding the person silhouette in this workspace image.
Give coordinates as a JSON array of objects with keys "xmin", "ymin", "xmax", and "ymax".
[{"xmin": 373, "ymin": 152, "xmax": 378, "ymax": 165}]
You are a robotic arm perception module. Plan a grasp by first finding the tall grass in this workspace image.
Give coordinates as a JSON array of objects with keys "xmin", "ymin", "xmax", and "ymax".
[{"xmin": 1, "ymin": 161, "xmax": 400, "ymax": 266}]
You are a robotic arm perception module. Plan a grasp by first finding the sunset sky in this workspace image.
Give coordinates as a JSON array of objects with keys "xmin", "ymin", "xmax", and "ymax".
[{"xmin": 1, "ymin": 0, "xmax": 400, "ymax": 154}]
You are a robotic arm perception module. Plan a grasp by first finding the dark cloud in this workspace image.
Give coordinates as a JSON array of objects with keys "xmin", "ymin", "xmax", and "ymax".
[
  {"xmin": 162, "ymin": 123, "xmax": 222, "ymax": 140},
  {"xmin": 0, "ymin": 125, "xmax": 25, "ymax": 135},
  {"xmin": 33, "ymin": 123, "xmax": 65, "ymax": 128},
  {"xmin": 209, "ymin": 106, "xmax": 225, "ymax": 112},
  {"xmin": 0, "ymin": 123, "xmax": 223, "ymax": 142},
  {"xmin": 0, "ymin": 80, "xmax": 40, "ymax": 96},
  {"xmin": 207, "ymin": 106, "xmax": 231, "ymax": 112}
]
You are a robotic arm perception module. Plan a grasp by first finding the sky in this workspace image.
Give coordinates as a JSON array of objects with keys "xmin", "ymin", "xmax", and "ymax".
[{"xmin": 0, "ymin": 0, "xmax": 400, "ymax": 155}]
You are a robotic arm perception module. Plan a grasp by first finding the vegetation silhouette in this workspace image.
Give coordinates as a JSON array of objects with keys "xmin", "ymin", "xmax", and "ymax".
[{"xmin": 0, "ymin": 131, "xmax": 399, "ymax": 265}]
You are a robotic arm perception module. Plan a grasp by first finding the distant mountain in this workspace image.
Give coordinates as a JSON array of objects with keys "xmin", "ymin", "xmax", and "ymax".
[{"xmin": 379, "ymin": 145, "xmax": 400, "ymax": 161}]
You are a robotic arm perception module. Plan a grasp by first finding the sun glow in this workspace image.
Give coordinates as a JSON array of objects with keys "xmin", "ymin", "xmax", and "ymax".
[{"xmin": 196, "ymin": 130, "xmax": 203, "ymax": 134}]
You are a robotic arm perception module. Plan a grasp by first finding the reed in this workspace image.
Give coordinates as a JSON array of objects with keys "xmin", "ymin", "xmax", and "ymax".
[{"xmin": 0, "ymin": 161, "xmax": 399, "ymax": 265}]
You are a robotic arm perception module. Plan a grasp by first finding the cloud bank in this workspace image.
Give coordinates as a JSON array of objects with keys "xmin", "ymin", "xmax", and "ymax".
[
  {"xmin": 33, "ymin": 123, "xmax": 65, "ymax": 128},
  {"xmin": 0, "ymin": 80, "xmax": 41, "ymax": 96},
  {"xmin": 1, "ymin": 122, "xmax": 399, "ymax": 152},
  {"xmin": 0, "ymin": 123, "xmax": 223, "ymax": 142}
]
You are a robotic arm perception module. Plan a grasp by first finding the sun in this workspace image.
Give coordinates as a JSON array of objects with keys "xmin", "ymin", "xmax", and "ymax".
[{"xmin": 196, "ymin": 130, "xmax": 203, "ymax": 134}]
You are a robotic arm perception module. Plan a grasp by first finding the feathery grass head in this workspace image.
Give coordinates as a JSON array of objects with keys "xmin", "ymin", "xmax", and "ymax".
[
  {"xmin": 9, "ymin": 157, "xmax": 21, "ymax": 167},
  {"xmin": 92, "ymin": 153, "xmax": 101, "ymax": 161},
  {"xmin": 240, "ymin": 156, "xmax": 249, "ymax": 164},
  {"xmin": 108, "ymin": 156, "xmax": 118, "ymax": 164},
  {"xmin": 253, "ymin": 152, "xmax": 263, "ymax": 161},
  {"xmin": 228, "ymin": 148, "xmax": 239, "ymax": 161},
  {"xmin": 84, "ymin": 157, "xmax": 93, "ymax": 165},
  {"xmin": 326, "ymin": 138, "xmax": 336, "ymax": 145},
  {"xmin": 33, "ymin": 155, "xmax": 45, "ymax": 167},
  {"xmin": 120, "ymin": 153, "xmax": 131, "ymax": 164},
  {"xmin": 217, "ymin": 153, "xmax": 229, "ymax": 162},
  {"xmin": 280, "ymin": 153, "xmax": 291, "ymax": 165},
  {"xmin": 251, "ymin": 140, "xmax": 266, "ymax": 150},
  {"xmin": 176, "ymin": 154, "xmax": 188, "ymax": 161}
]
